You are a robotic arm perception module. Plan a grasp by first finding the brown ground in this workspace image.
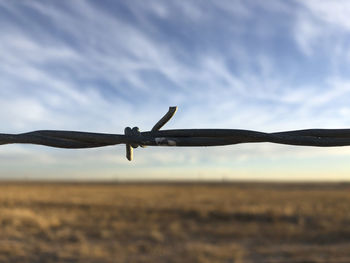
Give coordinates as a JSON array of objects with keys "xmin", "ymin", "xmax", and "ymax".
[{"xmin": 0, "ymin": 182, "xmax": 350, "ymax": 263}]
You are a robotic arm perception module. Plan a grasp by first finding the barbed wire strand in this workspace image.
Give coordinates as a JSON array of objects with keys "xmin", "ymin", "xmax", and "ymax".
[{"xmin": 1, "ymin": 106, "xmax": 350, "ymax": 161}]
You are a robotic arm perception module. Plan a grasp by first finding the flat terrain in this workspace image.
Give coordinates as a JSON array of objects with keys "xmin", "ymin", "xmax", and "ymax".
[{"xmin": 0, "ymin": 182, "xmax": 350, "ymax": 263}]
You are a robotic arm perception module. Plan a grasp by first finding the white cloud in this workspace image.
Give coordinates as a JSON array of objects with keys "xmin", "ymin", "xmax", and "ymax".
[
  {"xmin": 294, "ymin": 0, "xmax": 350, "ymax": 60},
  {"xmin": 299, "ymin": 0, "xmax": 350, "ymax": 30},
  {"xmin": 293, "ymin": 13, "xmax": 323, "ymax": 56}
]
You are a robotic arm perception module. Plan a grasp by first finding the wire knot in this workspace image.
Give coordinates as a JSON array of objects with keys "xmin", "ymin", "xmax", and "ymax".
[
  {"xmin": 124, "ymin": 126, "xmax": 142, "ymax": 161},
  {"xmin": 124, "ymin": 106, "xmax": 178, "ymax": 161},
  {"xmin": 124, "ymin": 127, "xmax": 141, "ymax": 148}
]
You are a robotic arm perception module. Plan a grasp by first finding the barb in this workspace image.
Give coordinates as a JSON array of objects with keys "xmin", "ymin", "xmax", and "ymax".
[
  {"xmin": 1, "ymin": 106, "xmax": 350, "ymax": 161},
  {"xmin": 151, "ymin": 106, "xmax": 177, "ymax": 132}
]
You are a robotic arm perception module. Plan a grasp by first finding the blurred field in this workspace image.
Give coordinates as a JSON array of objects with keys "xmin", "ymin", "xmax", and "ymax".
[{"xmin": 0, "ymin": 182, "xmax": 350, "ymax": 263}]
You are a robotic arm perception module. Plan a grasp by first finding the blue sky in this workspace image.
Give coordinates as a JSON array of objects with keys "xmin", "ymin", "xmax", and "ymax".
[{"xmin": 1, "ymin": 0, "xmax": 350, "ymax": 181}]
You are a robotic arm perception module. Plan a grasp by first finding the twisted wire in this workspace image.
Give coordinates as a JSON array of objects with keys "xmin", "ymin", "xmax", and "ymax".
[{"xmin": 1, "ymin": 107, "xmax": 350, "ymax": 161}]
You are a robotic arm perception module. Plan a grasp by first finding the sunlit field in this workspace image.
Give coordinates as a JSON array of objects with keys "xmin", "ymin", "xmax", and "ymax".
[{"xmin": 0, "ymin": 182, "xmax": 350, "ymax": 263}]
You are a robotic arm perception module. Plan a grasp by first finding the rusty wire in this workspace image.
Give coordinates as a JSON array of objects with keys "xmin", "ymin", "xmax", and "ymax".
[{"xmin": 1, "ymin": 106, "xmax": 350, "ymax": 161}]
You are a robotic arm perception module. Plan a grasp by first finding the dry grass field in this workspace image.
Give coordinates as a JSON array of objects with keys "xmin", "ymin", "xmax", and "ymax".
[{"xmin": 0, "ymin": 182, "xmax": 350, "ymax": 263}]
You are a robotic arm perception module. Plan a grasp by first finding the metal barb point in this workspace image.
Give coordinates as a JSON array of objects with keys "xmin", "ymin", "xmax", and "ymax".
[
  {"xmin": 126, "ymin": 144, "xmax": 133, "ymax": 161},
  {"xmin": 151, "ymin": 106, "xmax": 178, "ymax": 132},
  {"xmin": 124, "ymin": 127, "xmax": 133, "ymax": 161}
]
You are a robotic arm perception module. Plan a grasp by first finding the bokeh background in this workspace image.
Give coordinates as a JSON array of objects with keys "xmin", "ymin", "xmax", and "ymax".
[{"xmin": 1, "ymin": 0, "xmax": 350, "ymax": 181}]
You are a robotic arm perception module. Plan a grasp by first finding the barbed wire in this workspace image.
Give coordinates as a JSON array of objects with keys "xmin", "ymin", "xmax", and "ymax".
[{"xmin": 1, "ymin": 106, "xmax": 350, "ymax": 161}]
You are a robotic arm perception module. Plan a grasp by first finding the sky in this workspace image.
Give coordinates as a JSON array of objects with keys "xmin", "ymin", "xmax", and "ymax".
[{"xmin": 1, "ymin": 0, "xmax": 350, "ymax": 181}]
